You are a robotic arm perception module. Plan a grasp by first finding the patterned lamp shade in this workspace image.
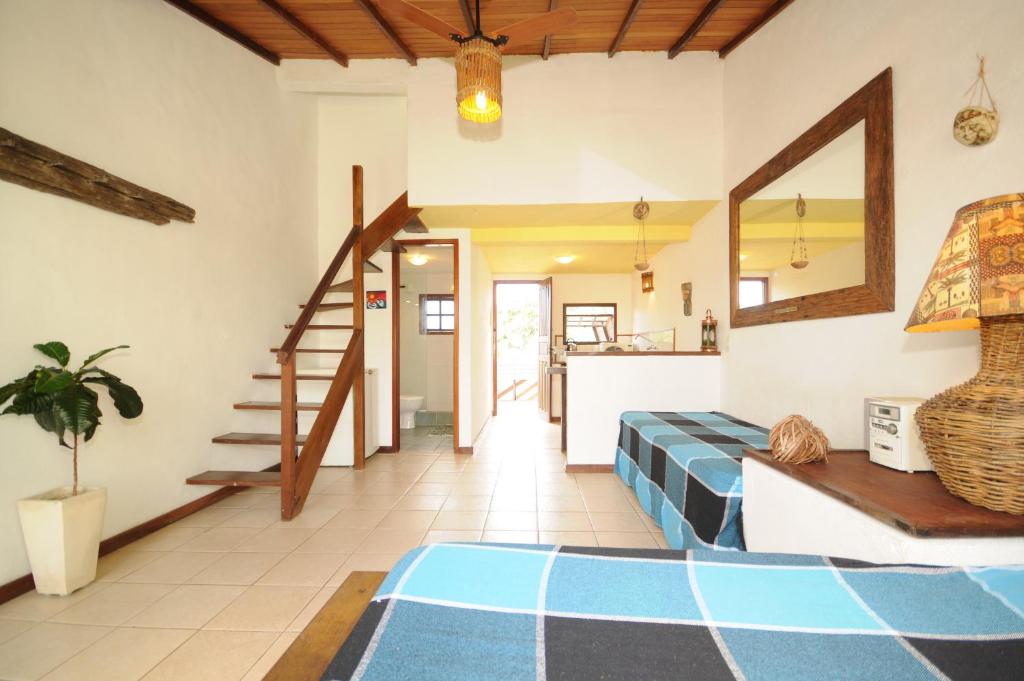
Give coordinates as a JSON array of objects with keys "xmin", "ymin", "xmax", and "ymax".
[{"xmin": 906, "ymin": 194, "xmax": 1024, "ymax": 332}]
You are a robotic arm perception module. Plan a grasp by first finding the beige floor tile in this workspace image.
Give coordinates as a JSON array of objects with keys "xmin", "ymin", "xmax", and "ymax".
[
  {"xmin": 0, "ymin": 582, "xmax": 110, "ymax": 622},
  {"xmin": 235, "ymin": 528, "xmax": 318, "ymax": 553},
  {"xmin": 484, "ymin": 511, "xmax": 538, "ymax": 531},
  {"xmin": 536, "ymin": 482, "xmax": 581, "ymax": 497},
  {"xmin": 120, "ymin": 551, "xmax": 225, "ymax": 584},
  {"xmin": 653, "ymin": 532, "xmax": 671, "ymax": 549},
  {"xmin": 351, "ymin": 494, "xmax": 402, "ymax": 511},
  {"xmin": 323, "ymin": 508, "xmax": 388, "ymax": 530},
  {"xmin": 50, "ymin": 583, "xmax": 175, "ymax": 626},
  {"xmin": 173, "ymin": 507, "xmax": 241, "ymax": 528},
  {"xmin": 582, "ymin": 494, "xmax": 636, "ymax": 512},
  {"xmin": 450, "ymin": 482, "xmax": 497, "ymax": 495},
  {"xmin": 268, "ymin": 506, "xmax": 342, "ymax": 530},
  {"xmin": 377, "ymin": 510, "xmax": 439, "ymax": 531},
  {"xmin": 392, "ymin": 495, "xmax": 446, "ymax": 511},
  {"xmin": 0, "ymin": 623, "xmax": 111, "ymax": 680},
  {"xmin": 407, "ymin": 483, "xmax": 454, "ymax": 496},
  {"xmin": 589, "ymin": 512, "xmax": 648, "ymax": 532},
  {"xmin": 481, "ymin": 530, "xmax": 538, "ymax": 543},
  {"xmin": 441, "ymin": 495, "xmax": 492, "ymax": 511},
  {"xmin": 537, "ymin": 495, "xmax": 587, "ymax": 512},
  {"xmin": 0, "ymin": 619, "xmax": 34, "ymax": 646},
  {"xmin": 187, "ymin": 553, "xmax": 286, "ymax": 586},
  {"xmin": 538, "ymin": 512, "xmax": 592, "ymax": 532},
  {"xmin": 256, "ymin": 553, "xmax": 348, "ymax": 587},
  {"xmin": 204, "ymin": 585, "xmax": 317, "ymax": 632},
  {"xmin": 422, "ymin": 530, "xmax": 482, "ymax": 544},
  {"xmin": 639, "ymin": 512, "xmax": 660, "ymax": 532},
  {"xmin": 140, "ymin": 629, "xmax": 277, "ymax": 681},
  {"xmin": 326, "ymin": 554, "xmax": 403, "ymax": 588},
  {"xmin": 282, "ymin": 587, "xmax": 333, "ymax": 633},
  {"xmin": 356, "ymin": 529, "xmax": 425, "ymax": 554},
  {"xmin": 430, "ymin": 511, "xmax": 487, "ymax": 531},
  {"xmin": 539, "ymin": 531, "xmax": 599, "ymax": 547},
  {"xmin": 303, "ymin": 494, "xmax": 359, "ymax": 511},
  {"xmin": 360, "ymin": 482, "xmax": 413, "ymax": 496},
  {"xmin": 417, "ymin": 472, "xmax": 460, "ymax": 483},
  {"xmin": 294, "ymin": 527, "xmax": 371, "ymax": 554},
  {"xmin": 489, "ymin": 495, "xmax": 537, "ymax": 511},
  {"xmin": 216, "ymin": 507, "xmax": 280, "ymax": 529},
  {"xmin": 210, "ymin": 493, "xmax": 261, "ymax": 510},
  {"xmin": 126, "ymin": 584, "xmax": 245, "ymax": 629},
  {"xmin": 130, "ymin": 526, "xmax": 207, "ymax": 552},
  {"xmin": 595, "ymin": 532, "xmax": 659, "ymax": 549},
  {"xmin": 248, "ymin": 494, "xmax": 283, "ymax": 510},
  {"xmin": 95, "ymin": 550, "xmax": 163, "ymax": 582},
  {"xmin": 240, "ymin": 631, "xmax": 299, "ymax": 681},
  {"xmin": 177, "ymin": 527, "xmax": 262, "ymax": 553}
]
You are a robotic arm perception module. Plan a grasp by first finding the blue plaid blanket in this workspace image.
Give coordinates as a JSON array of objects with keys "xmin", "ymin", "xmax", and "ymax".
[
  {"xmin": 324, "ymin": 543, "xmax": 1024, "ymax": 681},
  {"xmin": 616, "ymin": 411, "xmax": 769, "ymax": 551}
]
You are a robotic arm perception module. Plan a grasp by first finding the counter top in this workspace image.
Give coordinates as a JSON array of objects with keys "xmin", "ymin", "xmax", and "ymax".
[{"xmin": 566, "ymin": 350, "xmax": 720, "ymax": 357}]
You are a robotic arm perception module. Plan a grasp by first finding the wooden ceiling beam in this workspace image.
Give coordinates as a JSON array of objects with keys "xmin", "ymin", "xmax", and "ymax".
[
  {"xmin": 718, "ymin": 0, "xmax": 797, "ymax": 59},
  {"xmin": 353, "ymin": 0, "xmax": 417, "ymax": 65},
  {"xmin": 668, "ymin": 0, "xmax": 724, "ymax": 59},
  {"xmin": 255, "ymin": 0, "xmax": 348, "ymax": 68},
  {"xmin": 162, "ymin": 0, "xmax": 280, "ymax": 65},
  {"xmin": 457, "ymin": 0, "xmax": 476, "ymax": 33},
  {"xmin": 542, "ymin": 0, "xmax": 558, "ymax": 61},
  {"xmin": 607, "ymin": 0, "xmax": 643, "ymax": 58}
]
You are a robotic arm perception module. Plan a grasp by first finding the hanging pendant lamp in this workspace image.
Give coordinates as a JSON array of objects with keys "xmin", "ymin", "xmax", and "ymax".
[
  {"xmin": 454, "ymin": 0, "xmax": 503, "ymax": 123},
  {"xmin": 633, "ymin": 198, "xmax": 651, "ymax": 272},
  {"xmin": 790, "ymin": 193, "xmax": 809, "ymax": 269}
]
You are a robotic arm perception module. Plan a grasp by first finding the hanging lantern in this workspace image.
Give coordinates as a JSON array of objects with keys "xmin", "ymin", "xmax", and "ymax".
[
  {"xmin": 455, "ymin": 38, "xmax": 502, "ymax": 124},
  {"xmin": 790, "ymin": 193, "xmax": 809, "ymax": 269},
  {"xmin": 701, "ymin": 308, "xmax": 718, "ymax": 352},
  {"xmin": 641, "ymin": 271, "xmax": 654, "ymax": 293},
  {"xmin": 633, "ymin": 198, "xmax": 651, "ymax": 271}
]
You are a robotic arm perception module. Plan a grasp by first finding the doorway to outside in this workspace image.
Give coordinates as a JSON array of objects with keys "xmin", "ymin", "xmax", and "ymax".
[{"xmin": 492, "ymin": 281, "xmax": 542, "ymax": 415}]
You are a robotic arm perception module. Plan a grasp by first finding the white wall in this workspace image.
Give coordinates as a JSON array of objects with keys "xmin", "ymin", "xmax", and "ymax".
[
  {"xmin": 398, "ymin": 268, "xmax": 455, "ymax": 413},
  {"xmin": 407, "ymin": 52, "xmax": 723, "ymax": 206},
  {"xmin": 0, "ymin": 0, "xmax": 318, "ymax": 584},
  {"xmin": 769, "ymin": 241, "xmax": 865, "ymax": 301},
  {"xmin": 718, "ymin": 0, "xmax": 1024, "ymax": 447},
  {"xmin": 470, "ymin": 246, "xmax": 494, "ymax": 441}
]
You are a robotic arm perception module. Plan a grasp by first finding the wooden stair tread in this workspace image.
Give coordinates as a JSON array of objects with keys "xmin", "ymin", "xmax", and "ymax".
[
  {"xmin": 253, "ymin": 373, "xmax": 333, "ymax": 381},
  {"xmin": 270, "ymin": 348, "xmax": 345, "ymax": 354},
  {"xmin": 186, "ymin": 471, "xmax": 282, "ymax": 487},
  {"xmin": 234, "ymin": 401, "xmax": 322, "ymax": 411},
  {"xmin": 299, "ymin": 302, "xmax": 353, "ymax": 310},
  {"xmin": 284, "ymin": 324, "xmax": 353, "ymax": 330},
  {"xmin": 327, "ymin": 280, "xmax": 353, "ymax": 293},
  {"xmin": 212, "ymin": 432, "xmax": 308, "ymax": 445},
  {"xmin": 363, "ymin": 260, "xmax": 383, "ymax": 274}
]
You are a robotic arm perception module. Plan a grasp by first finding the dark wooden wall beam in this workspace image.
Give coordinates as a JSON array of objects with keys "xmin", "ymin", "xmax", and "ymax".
[
  {"xmin": 458, "ymin": 0, "xmax": 476, "ymax": 33},
  {"xmin": 718, "ymin": 0, "xmax": 797, "ymax": 58},
  {"xmin": 163, "ymin": 0, "xmax": 280, "ymax": 65},
  {"xmin": 542, "ymin": 0, "xmax": 558, "ymax": 60},
  {"xmin": 353, "ymin": 0, "xmax": 417, "ymax": 65},
  {"xmin": 607, "ymin": 0, "xmax": 643, "ymax": 58},
  {"xmin": 668, "ymin": 0, "xmax": 724, "ymax": 58},
  {"xmin": 256, "ymin": 0, "xmax": 349, "ymax": 67}
]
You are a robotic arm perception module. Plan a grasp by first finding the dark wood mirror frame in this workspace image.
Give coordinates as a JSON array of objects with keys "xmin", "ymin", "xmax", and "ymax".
[{"xmin": 729, "ymin": 67, "xmax": 894, "ymax": 328}]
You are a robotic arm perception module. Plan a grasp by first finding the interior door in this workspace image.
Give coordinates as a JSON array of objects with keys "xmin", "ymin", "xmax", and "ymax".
[{"xmin": 537, "ymin": 277, "xmax": 552, "ymax": 415}]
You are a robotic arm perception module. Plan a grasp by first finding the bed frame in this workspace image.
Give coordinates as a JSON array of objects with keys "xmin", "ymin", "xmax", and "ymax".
[{"xmin": 264, "ymin": 571, "xmax": 387, "ymax": 680}]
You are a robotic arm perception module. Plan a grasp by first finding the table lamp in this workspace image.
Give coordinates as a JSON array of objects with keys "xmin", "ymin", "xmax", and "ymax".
[{"xmin": 906, "ymin": 193, "xmax": 1024, "ymax": 514}]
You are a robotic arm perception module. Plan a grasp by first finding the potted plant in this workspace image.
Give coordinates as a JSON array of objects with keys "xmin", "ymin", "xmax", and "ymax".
[{"xmin": 1, "ymin": 342, "xmax": 142, "ymax": 595}]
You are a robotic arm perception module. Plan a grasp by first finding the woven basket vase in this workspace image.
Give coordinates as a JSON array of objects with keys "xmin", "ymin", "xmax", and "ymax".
[{"xmin": 916, "ymin": 315, "xmax": 1024, "ymax": 514}]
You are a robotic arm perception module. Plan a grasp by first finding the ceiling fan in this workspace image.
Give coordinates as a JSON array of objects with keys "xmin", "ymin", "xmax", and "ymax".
[{"xmin": 375, "ymin": 0, "xmax": 577, "ymax": 123}]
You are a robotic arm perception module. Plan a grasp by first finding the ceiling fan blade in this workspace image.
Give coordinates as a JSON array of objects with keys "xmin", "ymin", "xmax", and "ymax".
[
  {"xmin": 374, "ymin": 0, "xmax": 463, "ymax": 40},
  {"xmin": 492, "ymin": 7, "xmax": 577, "ymax": 47}
]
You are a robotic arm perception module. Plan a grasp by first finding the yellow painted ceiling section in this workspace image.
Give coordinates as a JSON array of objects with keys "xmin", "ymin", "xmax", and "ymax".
[
  {"xmin": 419, "ymin": 201, "xmax": 718, "ymax": 230},
  {"xmin": 739, "ymin": 239, "xmax": 862, "ymax": 271},
  {"xmin": 481, "ymin": 243, "xmax": 670, "ymax": 276},
  {"xmin": 740, "ymin": 221, "xmax": 865, "ymax": 240},
  {"xmin": 740, "ymin": 198, "xmax": 864, "ymax": 224}
]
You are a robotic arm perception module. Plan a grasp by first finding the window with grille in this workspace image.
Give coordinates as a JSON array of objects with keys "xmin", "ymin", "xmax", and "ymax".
[
  {"xmin": 563, "ymin": 304, "xmax": 617, "ymax": 345},
  {"xmin": 420, "ymin": 294, "xmax": 455, "ymax": 334}
]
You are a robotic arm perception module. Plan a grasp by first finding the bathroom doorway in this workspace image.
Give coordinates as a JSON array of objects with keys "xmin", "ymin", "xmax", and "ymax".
[
  {"xmin": 491, "ymin": 281, "xmax": 543, "ymax": 416},
  {"xmin": 391, "ymin": 239, "xmax": 459, "ymax": 453}
]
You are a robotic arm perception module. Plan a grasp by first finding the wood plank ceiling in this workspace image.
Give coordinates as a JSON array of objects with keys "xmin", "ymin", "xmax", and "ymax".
[{"xmin": 166, "ymin": 0, "xmax": 796, "ymax": 66}]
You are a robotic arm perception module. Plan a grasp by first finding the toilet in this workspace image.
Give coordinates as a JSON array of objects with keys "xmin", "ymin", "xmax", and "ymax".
[{"xmin": 398, "ymin": 395, "xmax": 424, "ymax": 430}]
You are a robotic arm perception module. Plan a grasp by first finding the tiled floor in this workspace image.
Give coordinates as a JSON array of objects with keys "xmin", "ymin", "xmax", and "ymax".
[{"xmin": 0, "ymin": 402, "xmax": 661, "ymax": 681}]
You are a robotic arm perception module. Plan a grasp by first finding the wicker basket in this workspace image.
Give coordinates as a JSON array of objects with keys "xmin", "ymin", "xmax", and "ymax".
[{"xmin": 916, "ymin": 315, "xmax": 1024, "ymax": 515}]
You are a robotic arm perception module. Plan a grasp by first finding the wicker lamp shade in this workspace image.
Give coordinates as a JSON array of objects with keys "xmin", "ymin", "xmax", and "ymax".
[
  {"xmin": 906, "ymin": 193, "xmax": 1024, "ymax": 514},
  {"xmin": 455, "ymin": 38, "xmax": 502, "ymax": 124}
]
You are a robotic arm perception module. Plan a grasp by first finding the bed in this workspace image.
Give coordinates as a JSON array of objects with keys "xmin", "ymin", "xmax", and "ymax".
[
  {"xmin": 272, "ymin": 543, "xmax": 1024, "ymax": 681},
  {"xmin": 616, "ymin": 411, "xmax": 769, "ymax": 550}
]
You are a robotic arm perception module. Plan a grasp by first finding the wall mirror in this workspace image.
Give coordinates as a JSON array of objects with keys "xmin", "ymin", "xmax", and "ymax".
[
  {"xmin": 563, "ymin": 304, "xmax": 618, "ymax": 344},
  {"xmin": 729, "ymin": 68, "xmax": 894, "ymax": 327}
]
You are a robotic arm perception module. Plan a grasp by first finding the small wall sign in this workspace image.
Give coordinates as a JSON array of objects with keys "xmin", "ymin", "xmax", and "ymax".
[{"xmin": 366, "ymin": 291, "xmax": 387, "ymax": 309}]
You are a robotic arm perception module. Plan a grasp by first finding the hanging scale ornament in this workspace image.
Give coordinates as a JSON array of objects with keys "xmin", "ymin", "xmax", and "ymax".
[
  {"xmin": 954, "ymin": 56, "xmax": 999, "ymax": 146},
  {"xmin": 790, "ymin": 193, "xmax": 809, "ymax": 269},
  {"xmin": 633, "ymin": 198, "xmax": 651, "ymax": 272}
]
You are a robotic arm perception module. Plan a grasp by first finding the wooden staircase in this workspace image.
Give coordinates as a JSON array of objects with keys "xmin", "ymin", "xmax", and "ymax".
[{"xmin": 186, "ymin": 166, "xmax": 422, "ymax": 519}]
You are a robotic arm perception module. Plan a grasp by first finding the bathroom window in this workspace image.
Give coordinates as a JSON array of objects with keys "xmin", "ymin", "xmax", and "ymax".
[
  {"xmin": 563, "ymin": 303, "xmax": 617, "ymax": 345},
  {"xmin": 420, "ymin": 294, "xmax": 455, "ymax": 335}
]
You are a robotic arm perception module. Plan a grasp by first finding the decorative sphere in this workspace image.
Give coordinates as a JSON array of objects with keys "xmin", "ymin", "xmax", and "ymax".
[{"xmin": 953, "ymin": 106, "xmax": 999, "ymax": 146}]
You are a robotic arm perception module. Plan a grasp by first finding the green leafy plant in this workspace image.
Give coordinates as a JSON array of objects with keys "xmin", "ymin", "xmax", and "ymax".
[{"xmin": 1, "ymin": 342, "xmax": 143, "ymax": 495}]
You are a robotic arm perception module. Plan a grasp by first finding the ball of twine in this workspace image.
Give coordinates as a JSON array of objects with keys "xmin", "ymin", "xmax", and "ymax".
[{"xmin": 769, "ymin": 415, "xmax": 831, "ymax": 464}]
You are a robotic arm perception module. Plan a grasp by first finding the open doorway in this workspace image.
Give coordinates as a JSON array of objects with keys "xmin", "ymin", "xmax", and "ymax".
[{"xmin": 491, "ymin": 280, "xmax": 552, "ymax": 417}]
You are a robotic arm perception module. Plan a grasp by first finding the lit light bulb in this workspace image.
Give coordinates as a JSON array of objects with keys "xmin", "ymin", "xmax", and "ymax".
[
  {"xmin": 555, "ymin": 255, "xmax": 576, "ymax": 264},
  {"xmin": 475, "ymin": 90, "xmax": 488, "ymax": 112},
  {"xmin": 407, "ymin": 253, "xmax": 429, "ymax": 266}
]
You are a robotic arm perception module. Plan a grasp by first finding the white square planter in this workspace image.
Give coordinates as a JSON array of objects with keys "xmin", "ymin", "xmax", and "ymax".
[{"xmin": 17, "ymin": 486, "xmax": 106, "ymax": 596}]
